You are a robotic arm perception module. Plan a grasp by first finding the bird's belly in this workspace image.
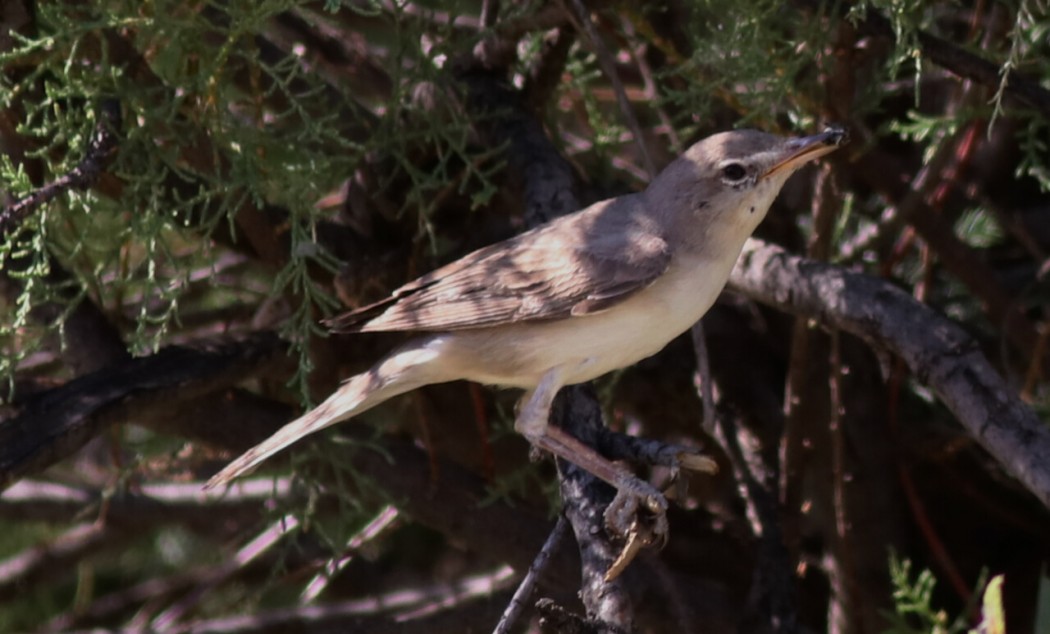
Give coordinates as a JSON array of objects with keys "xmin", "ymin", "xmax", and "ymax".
[{"xmin": 443, "ymin": 254, "xmax": 735, "ymax": 388}]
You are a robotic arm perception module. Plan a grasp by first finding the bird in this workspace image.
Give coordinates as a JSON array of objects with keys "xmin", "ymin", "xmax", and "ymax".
[{"xmin": 206, "ymin": 127, "xmax": 846, "ymax": 498}]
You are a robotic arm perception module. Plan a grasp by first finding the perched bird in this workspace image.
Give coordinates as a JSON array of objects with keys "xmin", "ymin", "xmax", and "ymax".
[{"xmin": 206, "ymin": 127, "xmax": 846, "ymax": 499}]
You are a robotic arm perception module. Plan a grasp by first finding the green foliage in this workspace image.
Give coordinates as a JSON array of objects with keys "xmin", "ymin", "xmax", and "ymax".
[
  {"xmin": 1018, "ymin": 118, "xmax": 1050, "ymax": 193},
  {"xmin": 883, "ymin": 554, "xmax": 970, "ymax": 634},
  {"xmin": 890, "ymin": 110, "xmax": 959, "ymax": 165},
  {"xmin": 848, "ymin": 0, "xmax": 926, "ymax": 99},
  {"xmin": 954, "ymin": 208, "xmax": 1004, "ymax": 250},
  {"xmin": 990, "ymin": 0, "xmax": 1047, "ymax": 129},
  {"xmin": 0, "ymin": 0, "xmax": 502, "ymax": 399},
  {"xmin": 881, "ymin": 554, "xmax": 957, "ymax": 634},
  {"xmin": 659, "ymin": 0, "xmax": 832, "ymax": 135},
  {"xmin": 359, "ymin": 0, "xmax": 507, "ymax": 251},
  {"xmin": 563, "ymin": 44, "xmax": 630, "ymax": 164}
]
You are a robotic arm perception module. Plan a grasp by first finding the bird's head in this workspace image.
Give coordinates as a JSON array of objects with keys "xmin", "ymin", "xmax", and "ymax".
[{"xmin": 646, "ymin": 127, "xmax": 847, "ymax": 250}]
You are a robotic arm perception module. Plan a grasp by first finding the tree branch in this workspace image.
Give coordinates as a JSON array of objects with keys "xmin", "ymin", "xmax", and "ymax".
[
  {"xmin": 0, "ymin": 99, "xmax": 122, "ymax": 235},
  {"xmin": 730, "ymin": 239, "xmax": 1050, "ymax": 510},
  {"xmin": 0, "ymin": 331, "xmax": 285, "ymax": 490}
]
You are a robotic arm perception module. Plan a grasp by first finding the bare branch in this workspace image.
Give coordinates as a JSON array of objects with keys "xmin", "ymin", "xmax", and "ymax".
[
  {"xmin": 0, "ymin": 332, "xmax": 285, "ymax": 490},
  {"xmin": 1, "ymin": 478, "xmax": 290, "ymax": 530},
  {"xmin": 0, "ymin": 523, "xmax": 119, "ymax": 602},
  {"xmin": 563, "ymin": 0, "xmax": 658, "ymax": 179},
  {"xmin": 494, "ymin": 515, "xmax": 569, "ymax": 634},
  {"xmin": 731, "ymin": 239, "xmax": 1050, "ymax": 510}
]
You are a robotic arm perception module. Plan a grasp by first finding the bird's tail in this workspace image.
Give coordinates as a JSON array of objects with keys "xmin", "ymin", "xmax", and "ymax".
[{"xmin": 205, "ymin": 338, "xmax": 446, "ymax": 489}]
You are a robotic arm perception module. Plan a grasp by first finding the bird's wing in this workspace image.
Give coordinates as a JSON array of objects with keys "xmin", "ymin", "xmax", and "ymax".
[{"xmin": 325, "ymin": 199, "xmax": 670, "ymax": 333}]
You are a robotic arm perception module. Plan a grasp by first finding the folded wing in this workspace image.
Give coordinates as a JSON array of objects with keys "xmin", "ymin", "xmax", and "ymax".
[{"xmin": 325, "ymin": 198, "xmax": 670, "ymax": 333}]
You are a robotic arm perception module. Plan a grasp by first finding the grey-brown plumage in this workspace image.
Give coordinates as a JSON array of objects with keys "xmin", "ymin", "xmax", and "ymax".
[
  {"xmin": 207, "ymin": 127, "xmax": 846, "ymax": 493},
  {"xmin": 325, "ymin": 200, "xmax": 671, "ymax": 333}
]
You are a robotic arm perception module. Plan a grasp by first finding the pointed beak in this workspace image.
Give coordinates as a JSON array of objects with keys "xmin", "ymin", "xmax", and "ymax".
[{"xmin": 762, "ymin": 126, "xmax": 848, "ymax": 179}]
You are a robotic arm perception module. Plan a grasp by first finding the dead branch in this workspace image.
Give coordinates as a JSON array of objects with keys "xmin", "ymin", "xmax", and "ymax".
[{"xmin": 730, "ymin": 238, "xmax": 1050, "ymax": 510}]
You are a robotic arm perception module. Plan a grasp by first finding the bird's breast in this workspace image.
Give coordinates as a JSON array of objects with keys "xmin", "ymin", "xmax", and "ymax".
[{"xmin": 439, "ymin": 251, "xmax": 740, "ymax": 389}]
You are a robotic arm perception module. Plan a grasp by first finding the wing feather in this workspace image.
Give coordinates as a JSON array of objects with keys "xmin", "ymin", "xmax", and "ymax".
[{"xmin": 325, "ymin": 196, "xmax": 670, "ymax": 333}]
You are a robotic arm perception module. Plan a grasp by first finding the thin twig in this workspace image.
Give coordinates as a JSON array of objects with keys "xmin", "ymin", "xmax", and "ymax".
[
  {"xmin": 0, "ymin": 522, "xmax": 118, "ymax": 602},
  {"xmin": 846, "ymin": 120, "xmax": 1042, "ymax": 364},
  {"xmin": 169, "ymin": 575, "xmax": 515, "ymax": 634},
  {"xmin": 45, "ymin": 564, "xmax": 223, "ymax": 632},
  {"xmin": 690, "ymin": 322, "xmax": 716, "ymax": 435},
  {"xmin": 300, "ymin": 505, "xmax": 402, "ymax": 603},
  {"xmin": 889, "ymin": 238, "xmax": 974, "ymax": 603},
  {"xmin": 0, "ymin": 99, "xmax": 121, "ymax": 235},
  {"xmin": 620, "ymin": 14, "xmax": 681, "ymax": 153},
  {"xmin": 393, "ymin": 566, "xmax": 518, "ymax": 621},
  {"xmin": 827, "ymin": 331, "xmax": 862, "ymax": 631},
  {"xmin": 493, "ymin": 514, "xmax": 569, "ymax": 634},
  {"xmin": 150, "ymin": 514, "xmax": 300, "ymax": 629},
  {"xmin": 480, "ymin": 0, "xmax": 499, "ymax": 28},
  {"xmin": 794, "ymin": 0, "xmax": 1050, "ymax": 117},
  {"xmin": 711, "ymin": 408, "xmax": 798, "ymax": 632},
  {"xmin": 1, "ymin": 478, "xmax": 293, "ymax": 528},
  {"xmin": 563, "ymin": 0, "xmax": 657, "ymax": 179}
]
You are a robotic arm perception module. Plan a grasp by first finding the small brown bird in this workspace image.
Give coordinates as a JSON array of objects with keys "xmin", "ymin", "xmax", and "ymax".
[{"xmin": 206, "ymin": 127, "xmax": 846, "ymax": 498}]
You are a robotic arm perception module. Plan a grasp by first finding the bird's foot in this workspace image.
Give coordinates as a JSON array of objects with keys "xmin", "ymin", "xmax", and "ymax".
[
  {"xmin": 530, "ymin": 426, "xmax": 724, "ymax": 579},
  {"xmin": 599, "ymin": 453, "xmax": 723, "ymax": 580},
  {"xmin": 523, "ymin": 424, "xmax": 670, "ymax": 577},
  {"xmin": 601, "ymin": 480, "xmax": 669, "ymax": 581},
  {"xmin": 602, "ymin": 476, "xmax": 668, "ymax": 541}
]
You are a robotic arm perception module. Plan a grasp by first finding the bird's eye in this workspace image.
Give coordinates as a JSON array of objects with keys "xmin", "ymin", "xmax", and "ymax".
[{"xmin": 721, "ymin": 163, "xmax": 747, "ymax": 182}]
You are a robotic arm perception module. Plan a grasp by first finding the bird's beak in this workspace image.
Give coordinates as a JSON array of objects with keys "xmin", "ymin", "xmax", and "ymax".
[{"xmin": 763, "ymin": 127, "xmax": 848, "ymax": 179}]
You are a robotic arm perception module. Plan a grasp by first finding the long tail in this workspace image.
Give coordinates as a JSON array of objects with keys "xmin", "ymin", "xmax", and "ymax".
[{"xmin": 205, "ymin": 338, "xmax": 447, "ymax": 489}]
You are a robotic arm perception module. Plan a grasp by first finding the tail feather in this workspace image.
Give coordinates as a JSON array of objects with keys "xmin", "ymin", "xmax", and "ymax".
[{"xmin": 205, "ymin": 339, "xmax": 446, "ymax": 489}]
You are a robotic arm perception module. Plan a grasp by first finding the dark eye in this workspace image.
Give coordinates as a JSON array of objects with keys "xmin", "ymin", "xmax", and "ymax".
[{"xmin": 722, "ymin": 163, "xmax": 747, "ymax": 181}]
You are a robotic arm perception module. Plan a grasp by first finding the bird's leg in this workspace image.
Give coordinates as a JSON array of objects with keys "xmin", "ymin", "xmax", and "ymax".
[{"xmin": 515, "ymin": 368, "xmax": 669, "ymax": 542}]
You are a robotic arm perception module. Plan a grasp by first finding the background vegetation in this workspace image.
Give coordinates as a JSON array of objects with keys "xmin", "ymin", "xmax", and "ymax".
[{"xmin": 1, "ymin": 0, "xmax": 1049, "ymax": 632}]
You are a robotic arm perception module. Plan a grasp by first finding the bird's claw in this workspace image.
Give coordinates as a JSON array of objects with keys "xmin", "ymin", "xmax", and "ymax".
[
  {"xmin": 604, "ymin": 477, "xmax": 668, "ymax": 536},
  {"xmin": 602, "ymin": 481, "xmax": 669, "ymax": 581},
  {"xmin": 675, "ymin": 450, "xmax": 718, "ymax": 474},
  {"xmin": 601, "ymin": 449, "xmax": 718, "ymax": 579}
]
